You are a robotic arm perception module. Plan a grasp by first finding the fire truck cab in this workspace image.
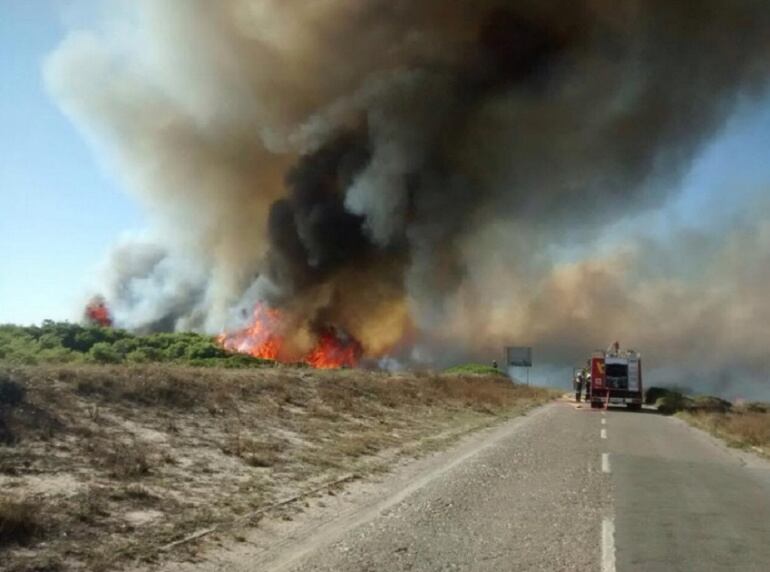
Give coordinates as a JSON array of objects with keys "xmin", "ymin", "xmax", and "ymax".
[{"xmin": 589, "ymin": 343, "xmax": 643, "ymax": 410}]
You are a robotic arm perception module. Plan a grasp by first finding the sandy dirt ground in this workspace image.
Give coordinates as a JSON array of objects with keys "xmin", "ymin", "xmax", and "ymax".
[{"xmin": 0, "ymin": 365, "xmax": 554, "ymax": 571}]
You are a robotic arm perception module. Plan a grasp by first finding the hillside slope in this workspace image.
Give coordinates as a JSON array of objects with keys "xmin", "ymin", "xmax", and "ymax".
[{"xmin": 0, "ymin": 365, "xmax": 554, "ymax": 571}]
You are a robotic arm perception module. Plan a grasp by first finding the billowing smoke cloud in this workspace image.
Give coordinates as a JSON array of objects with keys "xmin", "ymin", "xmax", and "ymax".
[
  {"xmin": 436, "ymin": 204, "xmax": 770, "ymax": 398},
  {"xmin": 45, "ymin": 1, "xmax": 770, "ymax": 394}
]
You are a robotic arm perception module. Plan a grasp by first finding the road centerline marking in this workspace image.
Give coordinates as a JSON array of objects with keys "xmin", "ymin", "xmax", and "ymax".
[
  {"xmin": 602, "ymin": 518, "xmax": 616, "ymax": 572},
  {"xmin": 602, "ymin": 453, "xmax": 610, "ymax": 473},
  {"xmin": 601, "ymin": 418, "xmax": 606, "ymax": 425},
  {"xmin": 601, "ymin": 428, "xmax": 607, "ymax": 439}
]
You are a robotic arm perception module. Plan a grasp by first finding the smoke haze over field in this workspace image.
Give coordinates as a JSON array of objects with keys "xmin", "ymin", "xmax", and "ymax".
[{"xmin": 45, "ymin": 1, "xmax": 770, "ymax": 396}]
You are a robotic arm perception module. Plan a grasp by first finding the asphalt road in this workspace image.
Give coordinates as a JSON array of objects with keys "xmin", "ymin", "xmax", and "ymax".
[
  {"xmin": 280, "ymin": 400, "xmax": 770, "ymax": 572},
  {"xmin": 288, "ymin": 401, "xmax": 606, "ymax": 572},
  {"xmin": 609, "ymin": 407, "xmax": 770, "ymax": 571}
]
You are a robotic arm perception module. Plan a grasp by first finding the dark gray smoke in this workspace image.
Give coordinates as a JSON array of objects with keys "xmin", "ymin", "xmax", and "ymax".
[{"xmin": 45, "ymin": 1, "xmax": 770, "ymax": 393}]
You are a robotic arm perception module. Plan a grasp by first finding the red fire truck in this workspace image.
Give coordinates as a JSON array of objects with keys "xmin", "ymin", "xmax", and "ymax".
[{"xmin": 589, "ymin": 342, "xmax": 643, "ymax": 410}]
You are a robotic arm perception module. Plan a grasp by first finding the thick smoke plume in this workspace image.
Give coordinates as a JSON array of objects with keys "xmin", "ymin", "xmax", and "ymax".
[{"xmin": 46, "ymin": 1, "xmax": 770, "ymax": 394}]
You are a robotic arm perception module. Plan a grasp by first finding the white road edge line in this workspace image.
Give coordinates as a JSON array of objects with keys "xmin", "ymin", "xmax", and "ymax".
[
  {"xmin": 602, "ymin": 518, "xmax": 616, "ymax": 572},
  {"xmin": 601, "ymin": 428, "xmax": 607, "ymax": 439},
  {"xmin": 601, "ymin": 418, "xmax": 606, "ymax": 425},
  {"xmin": 602, "ymin": 453, "xmax": 610, "ymax": 473}
]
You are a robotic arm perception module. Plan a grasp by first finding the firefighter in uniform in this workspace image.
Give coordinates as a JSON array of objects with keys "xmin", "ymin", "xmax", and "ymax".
[
  {"xmin": 583, "ymin": 368, "xmax": 592, "ymax": 403},
  {"xmin": 575, "ymin": 371, "xmax": 584, "ymax": 402}
]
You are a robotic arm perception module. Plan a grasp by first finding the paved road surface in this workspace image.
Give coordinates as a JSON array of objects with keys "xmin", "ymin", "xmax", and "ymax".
[
  {"xmin": 610, "ymin": 408, "xmax": 770, "ymax": 571},
  {"xmin": 278, "ymin": 400, "xmax": 770, "ymax": 572}
]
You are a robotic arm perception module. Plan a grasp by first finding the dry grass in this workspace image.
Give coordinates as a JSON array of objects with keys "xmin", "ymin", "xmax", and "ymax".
[
  {"xmin": 0, "ymin": 363, "xmax": 555, "ymax": 570},
  {"xmin": 222, "ymin": 435, "xmax": 287, "ymax": 467},
  {"xmin": 681, "ymin": 405, "xmax": 770, "ymax": 455},
  {"xmin": 722, "ymin": 413, "xmax": 770, "ymax": 447},
  {"xmin": 101, "ymin": 440, "xmax": 153, "ymax": 479}
]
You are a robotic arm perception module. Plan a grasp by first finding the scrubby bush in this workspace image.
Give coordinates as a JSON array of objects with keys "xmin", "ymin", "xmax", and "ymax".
[
  {"xmin": 444, "ymin": 363, "xmax": 507, "ymax": 377},
  {"xmin": 112, "ymin": 338, "xmax": 139, "ymax": 357},
  {"xmin": 38, "ymin": 332, "xmax": 62, "ymax": 350},
  {"xmin": 126, "ymin": 350, "xmax": 150, "ymax": 363},
  {"xmin": 186, "ymin": 342, "xmax": 227, "ymax": 360},
  {"xmin": 655, "ymin": 391, "xmax": 693, "ymax": 415},
  {"xmin": 645, "ymin": 386, "xmax": 671, "ymax": 405},
  {"xmin": 689, "ymin": 395, "xmax": 732, "ymax": 414},
  {"xmin": 654, "ymin": 390, "xmax": 734, "ymax": 416},
  {"xmin": 738, "ymin": 401, "xmax": 770, "ymax": 414},
  {"xmin": 38, "ymin": 347, "xmax": 81, "ymax": 364},
  {"xmin": 72, "ymin": 329, "xmax": 101, "ymax": 352},
  {"xmin": 0, "ymin": 322, "xmax": 270, "ymax": 368},
  {"xmin": 165, "ymin": 341, "xmax": 188, "ymax": 360},
  {"xmin": 89, "ymin": 342, "xmax": 122, "ymax": 364}
]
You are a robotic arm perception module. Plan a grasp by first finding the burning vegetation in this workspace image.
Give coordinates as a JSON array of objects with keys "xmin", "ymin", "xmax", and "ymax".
[
  {"xmin": 83, "ymin": 296, "xmax": 112, "ymax": 328},
  {"xmin": 218, "ymin": 303, "xmax": 363, "ymax": 368}
]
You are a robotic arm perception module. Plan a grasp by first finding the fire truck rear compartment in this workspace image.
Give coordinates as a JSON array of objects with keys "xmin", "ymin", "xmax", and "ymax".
[{"xmin": 605, "ymin": 363, "xmax": 629, "ymax": 390}]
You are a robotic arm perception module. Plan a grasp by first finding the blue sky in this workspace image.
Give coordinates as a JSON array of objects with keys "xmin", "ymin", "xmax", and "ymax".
[
  {"xmin": 671, "ymin": 98, "xmax": 770, "ymax": 227},
  {"xmin": 1, "ymin": 2, "xmax": 770, "ymax": 326},
  {"xmin": 0, "ymin": 1, "xmax": 142, "ymax": 325}
]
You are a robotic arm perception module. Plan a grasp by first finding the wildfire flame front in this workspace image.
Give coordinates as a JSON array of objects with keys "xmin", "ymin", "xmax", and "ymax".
[{"xmin": 219, "ymin": 303, "xmax": 363, "ymax": 369}]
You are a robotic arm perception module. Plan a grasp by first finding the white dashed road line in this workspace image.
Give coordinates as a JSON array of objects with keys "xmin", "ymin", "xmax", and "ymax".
[
  {"xmin": 602, "ymin": 518, "xmax": 616, "ymax": 572},
  {"xmin": 601, "ymin": 418, "xmax": 606, "ymax": 425},
  {"xmin": 602, "ymin": 453, "xmax": 610, "ymax": 474},
  {"xmin": 601, "ymin": 428, "xmax": 607, "ymax": 439}
]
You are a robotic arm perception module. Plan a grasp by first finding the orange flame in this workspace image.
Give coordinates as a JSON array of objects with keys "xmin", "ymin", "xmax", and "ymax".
[
  {"xmin": 85, "ymin": 296, "xmax": 113, "ymax": 327},
  {"xmin": 218, "ymin": 303, "xmax": 284, "ymax": 360},
  {"xmin": 219, "ymin": 302, "xmax": 363, "ymax": 369},
  {"xmin": 305, "ymin": 327, "xmax": 363, "ymax": 369}
]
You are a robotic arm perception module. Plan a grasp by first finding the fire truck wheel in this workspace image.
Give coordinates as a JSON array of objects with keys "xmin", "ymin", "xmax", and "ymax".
[{"xmin": 627, "ymin": 403, "xmax": 642, "ymax": 411}]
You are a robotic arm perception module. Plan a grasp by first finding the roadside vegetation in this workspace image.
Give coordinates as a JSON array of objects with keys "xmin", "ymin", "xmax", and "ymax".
[
  {"xmin": 0, "ymin": 321, "xmax": 269, "ymax": 367},
  {"xmin": 646, "ymin": 386, "xmax": 770, "ymax": 458},
  {"xmin": 444, "ymin": 363, "xmax": 507, "ymax": 376},
  {"xmin": 0, "ymin": 363, "xmax": 555, "ymax": 571}
]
